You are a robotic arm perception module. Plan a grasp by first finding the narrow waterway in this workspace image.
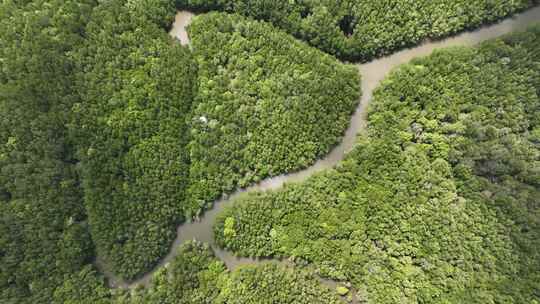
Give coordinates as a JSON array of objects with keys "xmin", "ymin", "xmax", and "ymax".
[
  {"xmin": 169, "ymin": 11, "xmax": 194, "ymax": 45},
  {"xmin": 102, "ymin": 6, "xmax": 540, "ymax": 301}
]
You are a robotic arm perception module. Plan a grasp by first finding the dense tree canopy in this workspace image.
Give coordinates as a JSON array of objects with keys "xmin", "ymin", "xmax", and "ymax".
[
  {"xmin": 186, "ymin": 12, "xmax": 360, "ymax": 213},
  {"xmin": 1, "ymin": 0, "xmax": 361, "ymax": 286},
  {"xmin": 53, "ymin": 266, "xmax": 111, "ymax": 304},
  {"xmin": 74, "ymin": 6, "xmax": 359, "ymax": 280},
  {"xmin": 57, "ymin": 241, "xmax": 342, "ymax": 303},
  {"xmin": 0, "ymin": 1, "xmax": 96, "ymax": 302},
  {"xmin": 177, "ymin": 0, "xmax": 538, "ymax": 61},
  {"xmin": 214, "ymin": 25, "xmax": 540, "ymax": 303},
  {"xmin": 215, "ymin": 264, "xmax": 343, "ymax": 304},
  {"xmin": 71, "ymin": 0, "xmax": 198, "ymax": 280},
  {"xmin": 114, "ymin": 241, "xmax": 343, "ymax": 304},
  {"xmin": 2, "ymin": 0, "xmax": 539, "ymax": 303}
]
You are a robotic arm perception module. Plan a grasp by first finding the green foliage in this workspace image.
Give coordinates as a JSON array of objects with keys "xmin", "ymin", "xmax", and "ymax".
[
  {"xmin": 186, "ymin": 12, "xmax": 360, "ymax": 211},
  {"xmin": 3, "ymin": 1, "xmax": 538, "ymax": 303},
  {"xmin": 215, "ymin": 264, "xmax": 342, "ymax": 304},
  {"xmin": 126, "ymin": 0, "xmax": 177, "ymax": 29},
  {"xmin": 71, "ymin": 0, "xmax": 197, "ymax": 279},
  {"xmin": 72, "ymin": 5, "xmax": 359, "ymax": 280},
  {"xmin": 53, "ymin": 266, "xmax": 112, "ymax": 304},
  {"xmin": 0, "ymin": 1, "xmax": 97, "ymax": 302},
  {"xmin": 336, "ymin": 285, "xmax": 349, "ymax": 296},
  {"xmin": 177, "ymin": 0, "xmax": 538, "ymax": 61},
  {"xmin": 118, "ymin": 241, "xmax": 226, "ymax": 304},
  {"xmin": 112, "ymin": 241, "xmax": 341, "ymax": 303},
  {"xmin": 1, "ymin": 0, "xmax": 360, "ymax": 286},
  {"xmin": 214, "ymin": 25, "xmax": 540, "ymax": 303},
  {"xmin": 2, "ymin": 0, "xmax": 359, "ymax": 301}
]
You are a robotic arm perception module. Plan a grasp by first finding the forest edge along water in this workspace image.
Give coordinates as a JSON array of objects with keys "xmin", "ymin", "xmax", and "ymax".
[{"xmin": 96, "ymin": 6, "xmax": 540, "ymax": 301}]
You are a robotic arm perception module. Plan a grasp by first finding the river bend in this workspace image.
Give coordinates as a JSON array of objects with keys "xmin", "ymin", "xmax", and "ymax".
[{"xmin": 98, "ymin": 6, "xmax": 540, "ymax": 298}]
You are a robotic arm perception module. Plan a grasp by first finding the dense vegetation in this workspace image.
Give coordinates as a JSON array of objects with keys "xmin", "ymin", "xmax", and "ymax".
[
  {"xmin": 76, "ymin": 7, "xmax": 358, "ymax": 279},
  {"xmin": 215, "ymin": 264, "xmax": 343, "ymax": 304},
  {"xmin": 120, "ymin": 242, "xmax": 343, "ymax": 304},
  {"xmin": 0, "ymin": 0, "xmax": 197, "ymax": 297},
  {"xmin": 0, "ymin": 1, "xmax": 96, "ymax": 302},
  {"xmin": 53, "ymin": 241, "xmax": 343, "ymax": 303},
  {"xmin": 177, "ymin": 0, "xmax": 538, "ymax": 61},
  {"xmin": 186, "ymin": 12, "xmax": 360, "ymax": 213},
  {"xmin": 1, "ymin": 0, "xmax": 360, "ymax": 291},
  {"xmin": 2, "ymin": 0, "xmax": 539, "ymax": 303},
  {"xmin": 215, "ymin": 26, "xmax": 540, "ymax": 303},
  {"xmin": 71, "ymin": 0, "xmax": 197, "ymax": 279}
]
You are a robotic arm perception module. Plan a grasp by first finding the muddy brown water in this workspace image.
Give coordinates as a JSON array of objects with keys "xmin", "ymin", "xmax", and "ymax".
[
  {"xmin": 169, "ymin": 11, "xmax": 194, "ymax": 46},
  {"xmin": 99, "ymin": 7, "xmax": 540, "ymax": 302}
]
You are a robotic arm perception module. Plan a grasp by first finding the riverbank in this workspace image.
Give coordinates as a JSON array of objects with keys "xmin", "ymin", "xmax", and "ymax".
[{"xmin": 98, "ymin": 6, "xmax": 540, "ymax": 302}]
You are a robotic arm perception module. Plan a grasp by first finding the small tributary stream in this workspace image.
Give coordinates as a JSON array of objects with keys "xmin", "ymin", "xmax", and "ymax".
[{"xmin": 99, "ymin": 6, "xmax": 540, "ymax": 302}]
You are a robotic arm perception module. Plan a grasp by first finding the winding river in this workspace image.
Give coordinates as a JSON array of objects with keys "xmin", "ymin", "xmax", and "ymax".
[{"xmin": 100, "ymin": 6, "xmax": 540, "ymax": 300}]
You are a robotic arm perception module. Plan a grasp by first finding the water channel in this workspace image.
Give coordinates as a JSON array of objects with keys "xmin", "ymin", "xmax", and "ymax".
[{"xmin": 99, "ymin": 6, "xmax": 540, "ymax": 302}]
